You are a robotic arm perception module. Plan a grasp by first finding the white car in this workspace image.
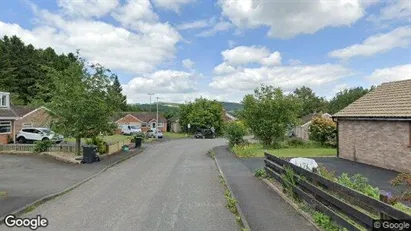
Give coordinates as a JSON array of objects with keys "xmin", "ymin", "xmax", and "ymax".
[
  {"xmin": 120, "ymin": 125, "xmax": 142, "ymax": 135},
  {"xmin": 146, "ymin": 129, "xmax": 163, "ymax": 138},
  {"xmin": 16, "ymin": 128, "xmax": 64, "ymax": 144}
]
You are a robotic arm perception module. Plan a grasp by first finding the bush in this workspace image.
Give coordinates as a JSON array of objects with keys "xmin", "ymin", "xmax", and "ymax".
[
  {"xmin": 254, "ymin": 168, "xmax": 268, "ymax": 178},
  {"xmin": 286, "ymin": 137, "xmax": 305, "ymax": 147},
  {"xmin": 390, "ymin": 173, "xmax": 411, "ymax": 204},
  {"xmin": 336, "ymin": 173, "xmax": 379, "ymax": 199},
  {"xmin": 34, "ymin": 140, "xmax": 54, "ymax": 153},
  {"xmin": 225, "ymin": 121, "xmax": 247, "ymax": 147},
  {"xmin": 231, "ymin": 143, "xmax": 259, "ymax": 158},
  {"xmin": 85, "ymin": 136, "xmax": 107, "ymax": 154},
  {"xmin": 309, "ymin": 116, "xmax": 337, "ymax": 147}
]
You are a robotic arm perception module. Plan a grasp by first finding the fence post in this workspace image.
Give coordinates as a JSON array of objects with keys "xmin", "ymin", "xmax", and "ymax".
[{"xmin": 379, "ymin": 190, "xmax": 389, "ymax": 220}]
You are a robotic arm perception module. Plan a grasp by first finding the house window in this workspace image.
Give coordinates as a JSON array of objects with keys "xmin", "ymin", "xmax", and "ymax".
[
  {"xmin": 142, "ymin": 122, "xmax": 147, "ymax": 128},
  {"xmin": 22, "ymin": 123, "xmax": 33, "ymax": 128},
  {"xmin": 158, "ymin": 122, "xmax": 164, "ymax": 127},
  {"xmin": 0, "ymin": 95, "xmax": 7, "ymax": 107},
  {"xmin": 0, "ymin": 121, "xmax": 11, "ymax": 134}
]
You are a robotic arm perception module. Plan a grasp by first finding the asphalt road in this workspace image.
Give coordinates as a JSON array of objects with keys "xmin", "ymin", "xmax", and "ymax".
[{"xmin": 1, "ymin": 139, "xmax": 239, "ymax": 231}]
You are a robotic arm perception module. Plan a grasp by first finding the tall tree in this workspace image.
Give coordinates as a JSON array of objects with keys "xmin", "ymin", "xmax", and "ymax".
[
  {"xmin": 242, "ymin": 85, "xmax": 301, "ymax": 146},
  {"xmin": 328, "ymin": 86, "xmax": 375, "ymax": 114},
  {"xmin": 47, "ymin": 58, "xmax": 118, "ymax": 154},
  {"xmin": 108, "ymin": 75, "xmax": 127, "ymax": 111},
  {"xmin": 179, "ymin": 98, "xmax": 224, "ymax": 134},
  {"xmin": 293, "ymin": 86, "xmax": 328, "ymax": 117}
]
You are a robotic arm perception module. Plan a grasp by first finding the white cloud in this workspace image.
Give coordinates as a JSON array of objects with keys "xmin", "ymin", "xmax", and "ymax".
[
  {"xmin": 177, "ymin": 19, "xmax": 209, "ymax": 30},
  {"xmin": 182, "ymin": 59, "xmax": 195, "ymax": 70},
  {"xmin": 367, "ymin": 0, "xmax": 411, "ymax": 24},
  {"xmin": 0, "ymin": 2, "xmax": 181, "ymax": 74},
  {"xmin": 111, "ymin": 0, "xmax": 158, "ymax": 26},
  {"xmin": 196, "ymin": 21, "xmax": 233, "ymax": 37},
  {"xmin": 366, "ymin": 64, "xmax": 411, "ymax": 84},
  {"xmin": 329, "ymin": 26, "xmax": 411, "ymax": 59},
  {"xmin": 151, "ymin": 0, "xmax": 195, "ymax": 13},
  {"xmin": 210, "ymin": 64, "xmax": 353, "ymax": 92},
  {"xmin": 57, "ymin": 0, "xmax": 119, "ymax": 18},
  {"xmin": 221, "ymin": 46, "xmax": 281, "ymax": 66},
  {"xmin": 218, "ymin": 0, "xmax": 366, "ymax": 39},
  {"xmin": 288, "ymin": 59, "xmax": 302, "ymax": 65},
  {"xmin": 213, "ymin": 62, "xmax": 237, "ymax": 75}
]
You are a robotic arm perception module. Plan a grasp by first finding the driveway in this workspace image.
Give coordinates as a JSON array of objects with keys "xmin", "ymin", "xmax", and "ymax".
[
  {"xmin": 1, "ymin": 139, "xmax": 240, "ymax": 231},
  {"xmin": 241, "ymin": 157, "xmax": 402, "ymax": 196}
]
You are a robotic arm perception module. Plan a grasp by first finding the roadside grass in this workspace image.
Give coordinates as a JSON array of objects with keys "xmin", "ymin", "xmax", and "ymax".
[
  {"xmin": 164, "ymin": 132, "xmax": 187, "ymax": 139},
  {"xmin": 0, "ymin": 191, "xmax": 7, "ymax": 198},
  {"xmin": 232, "ymin": 143, "xmax": 336, "ymax": 158},
  {"xmin": 65, "ymin": 135, "xmax": 131, "ymax": 144}
]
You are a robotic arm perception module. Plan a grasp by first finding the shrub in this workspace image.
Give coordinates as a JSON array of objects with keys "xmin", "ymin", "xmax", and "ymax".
[
  {"xmin": 286, "ymin": 137, "xmax": 305, "ymax": 147},
  {"xmin": 309, "ymin": 116, "xmax": 337, "ymax": 147},
  {"xmin": 225, "ymin": 121, "xmax": 247, "ymax": 147},
  {"xmin": 85, "ymin": 136, "xmax": 107, "ymax": 154},
  {"xmin": 34, "ymin": 140, "xmax": 54, "ymax": 153},
  {"xmin": 390, "ymin": 173, "xmax": 411, "ymax": 204},
  {"xmin": 231, "ymin": 144, "xmax": 259, "ymax": 158},
  {"xmin": 312, "ymin": 211, "xmax": 341, "ymax": 231},
  {"xmin": 254, "ymin": 168, "xmax": 268, "ymax": 178},
  {"xmin": 317, "ymin": 166, "xmax": 336, "ymax": 181},
  {"xmin": 336, "ymin": 173, "xmax": 379, "ymax": 199}
]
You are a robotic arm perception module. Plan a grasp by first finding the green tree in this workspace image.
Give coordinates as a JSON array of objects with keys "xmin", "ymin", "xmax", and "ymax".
[
  {"xmin": 225, "ymin": 121, "xmax": 246, "ymax": 147},
  {"xmin": 293, "ymin": 86, "xmax": 328, "ymax": 117},
  {"xmin": 108, "ymin": 75, "xmax": 127, "ymax": 111},
  {"xmin": 328, "ymin": 86, "xmax": 375, "ymax": 114},
  {"xmin": 47, "ymin": 57, "xmax": 118, "ymax": 154},
  {"xmin": 242, "ymin": 85, "xmax": 301, "ymax": 146},
  {"xmin": 179, "ymin": 98, "xmax": 224, "ymax": 134}
]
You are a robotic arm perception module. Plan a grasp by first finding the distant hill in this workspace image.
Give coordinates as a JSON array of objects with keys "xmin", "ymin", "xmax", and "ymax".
[{"xmin": 132, "ymin": 101, "xmax": 243, "ymax": 114}]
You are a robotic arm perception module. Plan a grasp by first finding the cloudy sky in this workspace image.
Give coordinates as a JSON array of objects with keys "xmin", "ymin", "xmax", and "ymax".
[{"xmin": 0, "ymin": 0, "xmax": 410, "ymax": 103}]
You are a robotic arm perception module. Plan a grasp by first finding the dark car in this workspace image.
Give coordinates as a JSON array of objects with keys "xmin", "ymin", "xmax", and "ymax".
[{"xmin": 194, "ymin": 128, "xmax": 216, "ymax": 139}]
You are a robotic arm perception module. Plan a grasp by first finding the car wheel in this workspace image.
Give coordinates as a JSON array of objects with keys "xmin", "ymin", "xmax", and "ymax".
[
  {"xmin": 17, "ymin": 137, "xmax": 26, "ymax": 144},
  {"xmin": 42, "ymin": 138, "xmax": 49, "ymax": 141}
]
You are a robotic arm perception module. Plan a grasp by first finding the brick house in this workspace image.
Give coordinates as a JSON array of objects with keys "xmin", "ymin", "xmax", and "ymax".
[
  {"xmin": 0, "ymin": 92, "xmax": 53, "ymax": 144},
  {"xmin": 113, "ymin": 112, "xmax": 167, "ymax": 133},
  {"xmin": 333, "ymin": 79, "xmax": 411, "ymax": 173}
]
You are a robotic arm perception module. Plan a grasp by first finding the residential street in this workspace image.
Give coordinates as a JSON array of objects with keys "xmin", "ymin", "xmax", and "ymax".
[{"xmin": 1, "ymin": 139, "xmax": 239, "ymax": 231}]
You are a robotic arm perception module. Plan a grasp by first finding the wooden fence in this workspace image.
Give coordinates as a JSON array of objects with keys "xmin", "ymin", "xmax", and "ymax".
[
  {"xmin": 0, "ymin": 139, "xmax": 133, "ymax": 155},
  {"xmin": 0, "ymin": 143, "xmax": 80, "ymax": 153},
  {"xmin": 264, "ymin": 152, "xmax": 411, "ymax": 231}
]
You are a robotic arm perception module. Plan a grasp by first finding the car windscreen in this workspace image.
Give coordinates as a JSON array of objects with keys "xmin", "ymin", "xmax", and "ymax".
[
  {"xmin": 130, "ymin": 126, "xmax": 137, "ymax": 129},
  {"xmin": 39, "ymin": 129, "xmax": 52, "ymax": 134}
]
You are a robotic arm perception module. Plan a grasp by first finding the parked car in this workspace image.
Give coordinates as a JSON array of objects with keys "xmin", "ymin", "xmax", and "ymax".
[
  {"xmin": 194, "ymin": 128, "xmax": 216, "ymax": 139},
  {"xmin": 16, "ymin": 128, "xmax": 64, "ymax": 144},
  {"xmin": 146, "ymin": 129, "xmax": 163, "ymax": 138},
  {"xmin": 120, "ymin": 125, "xmax": 142, "ymax": 135}
]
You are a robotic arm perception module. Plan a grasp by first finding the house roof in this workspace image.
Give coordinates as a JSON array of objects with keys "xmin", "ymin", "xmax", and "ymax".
[
  {"xmin": 0, "ymin": 108, "xmax": 18, "ymax": 118},
  {"xmin": 113, "ymin": 112, "xmax": 167, "ymax": 123},
  {"xmin": 12, "ymin": 105, "xmax": 37, "ymax": 117},
  {"xmin": 333, "ymin": 79, "xmax": 411, "ymax": 118}
]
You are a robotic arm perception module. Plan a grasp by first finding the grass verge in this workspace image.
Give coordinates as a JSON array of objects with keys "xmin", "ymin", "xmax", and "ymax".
[
  {"xmin": 232, "ymin": 143, "xmax": 336, "ymax": 158},
  {"xmin": 65, "ymin": 135, "xmax": 131, "ymax": 144}
]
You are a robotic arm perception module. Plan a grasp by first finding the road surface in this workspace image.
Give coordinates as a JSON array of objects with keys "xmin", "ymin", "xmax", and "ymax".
[{"xmin": 2, "ymin": 139, "xmax": 239, "ymax": 231}]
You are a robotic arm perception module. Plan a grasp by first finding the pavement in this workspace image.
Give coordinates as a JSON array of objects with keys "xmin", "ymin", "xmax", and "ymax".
[
  {"xmin": 241, "ymin": 156, "xmax": 403, "ymax": 196},
  {"xmin": 0, "ymin": 144, "xmax": 149, "ymax": 218},
  {"xmin": 214, "ymin": 146, "xmax": 316, "ymax": 231},
  {"xmin": 1, "ymin": 138, "xmax": 239, "ymax": 231}
]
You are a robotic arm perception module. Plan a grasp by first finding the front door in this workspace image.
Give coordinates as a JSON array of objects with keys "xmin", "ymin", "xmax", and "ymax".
[{"xmin": 151, "ymin": 122, "xmax": 156, "ymax": 130}]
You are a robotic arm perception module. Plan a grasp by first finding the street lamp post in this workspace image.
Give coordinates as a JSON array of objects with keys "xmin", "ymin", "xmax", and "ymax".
[
  {"xmin": 148, "ymin": 93, "xmax": 155, "ymax": 112},
  {"xmin": 156, "ymin": 97, "xmax": 159, "ymax": 139}
]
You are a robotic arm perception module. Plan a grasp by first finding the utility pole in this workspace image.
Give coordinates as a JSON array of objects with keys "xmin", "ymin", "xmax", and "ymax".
[
  {"xmin": 148, "ymin": 93, "xmax": 154, "ymax": 112},
  {"xmin": 156, "ymin": 97, "xmax": 159, "ymax": 139}
]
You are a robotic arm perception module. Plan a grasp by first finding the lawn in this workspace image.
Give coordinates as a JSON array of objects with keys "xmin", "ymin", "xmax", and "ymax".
[
  {"xmin": 164, "ymin": 132, "xmax": 187, "ymax": 139},
  {"xmin": 232, "ymin": 143, "xmax": 336, "ymax": 158},
  {"xmin": 65, "ymin": 135, "xmax": 131, "ymax": 145}
]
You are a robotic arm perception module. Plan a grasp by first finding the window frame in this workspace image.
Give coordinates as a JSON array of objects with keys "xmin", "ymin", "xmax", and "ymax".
[
  {"xmin": 409, "ymin": 122, "xmax": 411, "ymax": 147},
  {"xmin": 0, "ymin": 121, "xmax": 12, "ymax": 134},
  {"xmin": 0, "ymin": 95, "xmax": 7, "ymax": 107},
  {"xmin": 141, "ymin": 122, "xmax": 147, "ymax": 128}
]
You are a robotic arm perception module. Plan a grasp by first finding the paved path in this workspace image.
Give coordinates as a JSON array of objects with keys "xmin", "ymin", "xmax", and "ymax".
[
  {"xmin": 214, "ymin": 146, "xmax": 316, "ymax": 231},
  {"xmin": 2, "ymin": 139, "xmax": 239, "ymax": 231}
]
